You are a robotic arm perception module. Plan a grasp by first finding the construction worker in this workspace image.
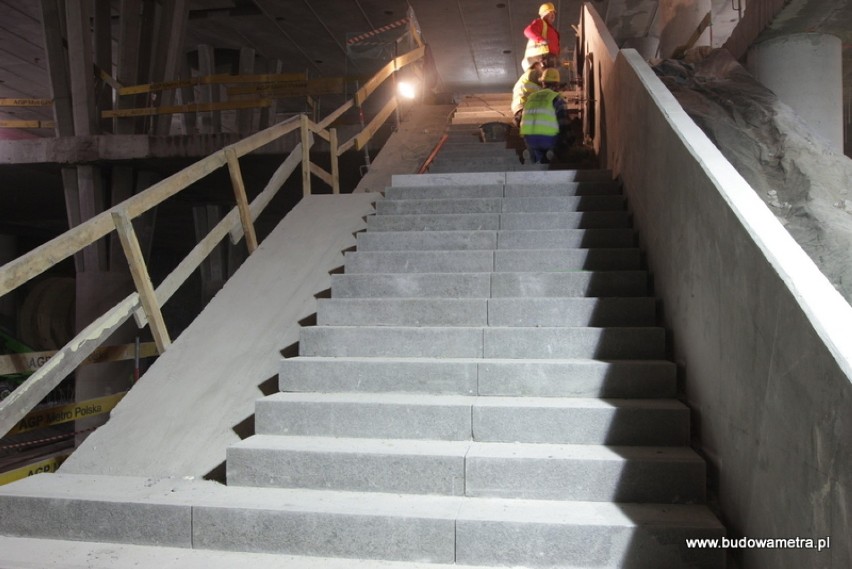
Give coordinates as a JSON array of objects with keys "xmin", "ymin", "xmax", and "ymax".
[
  {"xmin": 522, "ymin": 3, "xmax": 560, "ymax": 70},
  {"xmin": 511, "ymin": 61, "xmax": 543, "ymax": 127},
  {"xmin": 520, "ymin": 67, "xmax": 570, "ymax": 164}
]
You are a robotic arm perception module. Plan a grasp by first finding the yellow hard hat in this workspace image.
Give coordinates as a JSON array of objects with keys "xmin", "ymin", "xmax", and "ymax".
[
  {"xmin": 539, "ymin": 3, "xmax": 556, "ymax": 17},
  {"xmin": 542, "ymin": 68, "xmax": 560, "ymax": 83}
]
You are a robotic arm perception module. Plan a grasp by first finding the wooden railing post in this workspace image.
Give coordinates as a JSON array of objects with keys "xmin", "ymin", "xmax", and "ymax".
[
  {"xmin": 224, "ymin": 147, "xmax": 258, "ymax": 253},
  {"xmin": 330, "ymin": 127, "xmax": 340, "ymax": 194},
  {"xmin": 300, "ymin": 113, "xmax": 311, "ymax": 197},
  {"xmin": 111, "ymin": 210, "xmax": 172, "ymax": 352}
]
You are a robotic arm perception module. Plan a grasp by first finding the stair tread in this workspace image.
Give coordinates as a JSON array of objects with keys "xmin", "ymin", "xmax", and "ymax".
[
  {"xmin": 3, "ymin": 474, "xmax": 723, "ymax": 527},
  {"xmin": 263, "ymin": 391, "xmax": 687, "ymax": 410},
  {"xmin": 234, "ymin": 435, "xmax": 703, "ymax": 463},
  {"xmin": 0, "ymin": 537, "xmax": 510, "ymax": 569}
]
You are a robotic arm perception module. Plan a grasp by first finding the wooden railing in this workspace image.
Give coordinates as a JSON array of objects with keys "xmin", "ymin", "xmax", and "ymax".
[{"xmin": 0, "ymin": 44, "xmax": 426, "ymax": 437}]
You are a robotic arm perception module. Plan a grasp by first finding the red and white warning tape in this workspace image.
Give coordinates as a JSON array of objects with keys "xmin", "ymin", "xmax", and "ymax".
[{"xmin": 347, "ymin": 17, "xmax": 409, "ymax": 46}]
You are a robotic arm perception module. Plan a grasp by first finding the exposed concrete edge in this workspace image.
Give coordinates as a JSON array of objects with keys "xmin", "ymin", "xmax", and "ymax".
[
  {"xmin": 621, "ymin": 48, "xmax": 852, "ymax": 377},
  {"xmin": 59, "ymin": 193, "xmax": 379, "ymax": 479}
]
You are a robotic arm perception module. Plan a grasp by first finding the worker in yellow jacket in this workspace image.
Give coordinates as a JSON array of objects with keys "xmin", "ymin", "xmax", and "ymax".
[
  {"xmin": 520, "ymin": 68, "xmax": 571, "ymax": 164},
  {"xmin": 511, "ymin": 61, "xmax": 543, "ymax": 127}
]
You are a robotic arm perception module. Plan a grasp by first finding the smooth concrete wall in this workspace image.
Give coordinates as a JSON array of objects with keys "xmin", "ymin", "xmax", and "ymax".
[{"xmin": 584, "ymin": 7, "xmax": 852, "ymax": 569}]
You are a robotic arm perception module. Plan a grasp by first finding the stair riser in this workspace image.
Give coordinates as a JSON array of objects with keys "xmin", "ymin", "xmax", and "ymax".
[
  {"xmin": 299, "ymin": 327, "xmax": 665, "ymax": 359},
  {"xmin": 227, "ymin": 448, "xmax": 467, "ymax": 496},
  {"xmin": 255, "ymin": 401, "xmax": 686, "ymax": 445},
  {"xmin": 331, "ymin": 273, "xmax": 492, "ymax": 298},
  {"xmin": 0, "ymin": 495, "xmax": 191, "ymax": 547},
  {"xmin": 279, "ymin": 359, "xmax": 479, "ymax": 395},
  {"xmin": 491, "ymin": 271, "xmax": 648, "ymax": 297},
  {"xmin": 227, "ymin": 447, "xmax": 705, "ymax": 503},
  {"xmin": 504, "ymin": 183, "xmax": 622, "ymax": 197},
  {"xmin": 473, "ymin": 405, "xmax": 689, "ymax": 445},
  {"xmin": 192, "ymin": 508, "xmax": 456, "ymax": 562},
  {"xmin": 356, "ymin": 231, "xmax": 498, "ymax": 251},
  {"xmin": 366, "ymin": 212, "xmax": 631, "ymax": 231},
  {"xmin": 500, "ymin": 212, "xmax": 631, "ymax": 229},
  {"xmin": 355, "ymin": 229, "xmax": 635, "ymax": 251},
  {"xmin": 331, "ymin": 272, "xmax": 648, "ymax": 298},
  {"xmin": 367, "ymin": 213, "xmax": 501, "ymax": 232},
  {"xmin": 385, "ymin": 185, "xmax": 505, "ymax": 199},
  {"xmin": 343, "ymin": 250, "xmax": 642, "ymax": 273},
  {"xmin": 279, "ymin": 358, "xmax": 676, "ymax": 398},
  {"xmin": 455, "ymin": 522, "xmax": 725, "ymax": 568},
  {"xmin": 375, "ymin": 196, "xmax": 627, "ymax": 215},
  {"xmin": 466, "ymin": 456, "xmax": 705, "ymax": 502},
  {"xmin": 255, "ymin": 399, "xmax": 473, "ymax": 440},
  {"xmin": 316, "ymin": 298, "xmax": 656, "ymax": 327}
]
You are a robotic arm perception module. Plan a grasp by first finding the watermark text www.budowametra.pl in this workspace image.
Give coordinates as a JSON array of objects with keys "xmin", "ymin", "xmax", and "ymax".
[{"xmin": 686, "ymin": 536, "xmax": 831, "ymax": 552}]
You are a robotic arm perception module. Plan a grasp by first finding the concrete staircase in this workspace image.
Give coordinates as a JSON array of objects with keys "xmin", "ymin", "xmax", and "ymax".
[
  {"xmin": 239, "ymin": 170, "xmax": 726, "ymax": 568},
  {"xmin": 0, "ymin": 108, "xmax": 726, "ymax": 566},
  {"xmin": 426, "ymin": 94, "xmax": 530, "ymax": 174}
]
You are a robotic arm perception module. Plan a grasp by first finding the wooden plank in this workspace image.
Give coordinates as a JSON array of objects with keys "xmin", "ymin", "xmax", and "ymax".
[
  {"xmin": 229, "ymin": 144, "xmax": 302, "ymax": 242},
  {"xmin": 111, "ymin": 210, "xmax": 171, "ymax": 352},
  {"xmin": 337, "ymin": 136, "xmax": 356, "ymax": 155},
  {"xmin": 0, "ymin": 342, "xmax": 157, "ymax": 375},
  {"xmin": 0, "ymin": 150, "xmax": 227, "ymax": 298},
  {"xmin": 309, "ymin": 163, "xmax": 333, "ymax": 188},
  {"xmin": 355, "ymin": 96, "xmax": 398, "ymax": 151},
  {"xmin": 395, "ymin": 45, "xmax": 426, "ymax": 70},
  {"xmin": 230, "ymin": 113, "xmax": 300, "ymax": 156},
  {"xmin": 300, "ymin": 114, "xmax": 312, "ymax": 197},
  {"xmin": 0, "ymin": 293, "xmax": 140, "ymax": 438},
  {"xmin": 118, "ymin": 71, "xmax": 308, "ymax": 95},
  {"xmin": 0, "ymin": 120, "xmax": 55, "ymax": 128},
  {"xmin": 329, "ymin": 128, "xmax": 340, "ymax": 194},
  {"xmin": 227, "ymin": 77, "xmax": 345, "ymax": 98},
  {"xmin": 102, "ymin": 98, "xmax": 271, "ymax": 119},
  {"xmin": 317, "ymin": 98, "xmax": 353, "ymax": 130},
  {"xmin": 135, "ymin": 207, "xmax": 241, "ymax": 327},
  {"xmin": 224, "ymin": 148, "xmax": 258, "ymax": 253},
  {"xmin": 355, "ymin": 59, "xmax": 395, "ymax": 106},
  {"xmin": 0, "ymin": 99, "xmax": 52, "ymax": 107}
]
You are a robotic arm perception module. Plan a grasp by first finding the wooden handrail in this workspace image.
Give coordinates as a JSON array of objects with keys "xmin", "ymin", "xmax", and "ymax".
[{"xmin": 0, "ymin": 43, "xmax": 427, "ymax": 437}]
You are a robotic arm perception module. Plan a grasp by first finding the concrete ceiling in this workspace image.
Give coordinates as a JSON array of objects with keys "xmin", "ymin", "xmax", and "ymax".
[{"xmin": 0, "ymin": 0, "xmax": 848, "ymax": 138}]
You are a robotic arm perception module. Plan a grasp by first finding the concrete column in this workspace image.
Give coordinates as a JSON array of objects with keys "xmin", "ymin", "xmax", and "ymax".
[{"xmin": 747, "ymin": 33, "xmax": 843, "ymax": 153}]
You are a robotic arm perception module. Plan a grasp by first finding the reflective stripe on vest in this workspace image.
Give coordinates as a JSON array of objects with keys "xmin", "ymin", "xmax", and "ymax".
[{"xmin": 520, "ymin": 89, "xmax": 559, "ymax": 136}]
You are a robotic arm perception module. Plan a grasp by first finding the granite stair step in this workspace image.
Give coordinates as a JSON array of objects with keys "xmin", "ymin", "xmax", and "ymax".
[
  {"xmin": 254, "ymin": 393, "xmax": 688, "ymax": 445},
  {"xmin": 227, "ymin": 435, "xmax": 706, "ymax": 503},
  {"xmin": 278, "ymin": 356, "xmax": 676, "ymax": 398}
]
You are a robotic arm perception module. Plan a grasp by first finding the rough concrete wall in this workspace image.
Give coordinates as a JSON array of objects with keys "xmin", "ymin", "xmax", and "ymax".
[
  {"xmin": 655, "ymin": 0, "xmax": 712, "ymax": 57},
  {"xmin": 584, "ymin": 8, "xmax": 852, "ymax": 568}
]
